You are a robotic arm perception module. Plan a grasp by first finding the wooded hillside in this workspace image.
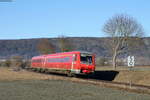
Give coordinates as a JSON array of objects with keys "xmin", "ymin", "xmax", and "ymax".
[{"xmin": 0, "ymin": 37, "xmax": 149, "ymax": 65}]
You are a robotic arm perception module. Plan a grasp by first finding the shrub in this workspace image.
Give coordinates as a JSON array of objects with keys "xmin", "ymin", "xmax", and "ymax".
[
  {"xmin": 10, "ymin": 56, "xmax": 23, "ymax": 71},
  {"xmin": 4, "ymin": 59, "xmax": 11, "ymax": 67},
  {"xmin": 0, "ymin": 56, "xmax": 31, "ymax": 70},
  {"xmin": 96, "ymin": 57, "xmax": 110, "ymax": 66},
  {"xmin": 21, "ymin": 60, "xmax": 31, "ymax": 69},
  {"xmin": 0, "ymin": 59, "xmax": 11, "ymax": 67}
]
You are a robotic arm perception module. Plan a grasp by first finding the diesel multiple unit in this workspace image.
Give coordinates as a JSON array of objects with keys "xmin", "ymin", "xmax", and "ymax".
[{"xmin": 31, "ymin": 51, "xmax": 95, "ymax": 76}]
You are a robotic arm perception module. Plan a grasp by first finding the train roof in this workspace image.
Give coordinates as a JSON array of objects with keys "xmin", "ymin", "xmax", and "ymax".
[{"xmin": 32, "ymin": 51, "xmax": 93, "ymax": 59}]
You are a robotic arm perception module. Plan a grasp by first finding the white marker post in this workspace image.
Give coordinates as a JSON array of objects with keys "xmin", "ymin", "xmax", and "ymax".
[
  {"xmin": 127, "ymin": 56, "xmax": 135, "ymax": 88},
  {"xmin": 127, "ymin": 56, "xmax": 135, "ymax": 67}
]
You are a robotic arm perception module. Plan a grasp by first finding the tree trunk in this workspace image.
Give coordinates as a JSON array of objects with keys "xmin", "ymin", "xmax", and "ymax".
[{"xmin": 112, "ymin": 50, "xmax": 117, "ymax": 70}]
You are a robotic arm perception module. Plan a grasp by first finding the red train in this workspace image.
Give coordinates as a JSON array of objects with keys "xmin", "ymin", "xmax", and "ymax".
[{"xmin": 31, "ymin": 51, "xmax": 95, "ymax": 76}]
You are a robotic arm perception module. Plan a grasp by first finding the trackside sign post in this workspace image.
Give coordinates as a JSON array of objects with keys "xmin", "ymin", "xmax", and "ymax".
[
  {"xmin": 127, "ymin": 56, "xmax": 135, "ymax": 67},
  {"xmin": 127, "ymin": 56, "xmax": 135, "ymax": 88}
]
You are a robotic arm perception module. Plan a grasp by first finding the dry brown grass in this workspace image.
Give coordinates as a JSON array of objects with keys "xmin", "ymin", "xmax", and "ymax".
[
  {"xmin": 96, "ymin": 66, "xmax": 150, "ymax": 86},
  {"xmin": 1, "ymin": 66, "xmax": 150, "ymax": 86},
  {"xmin": 114, "ymin": 70, "xmax": 150, "ymax": 86},
  {"xmin": 0, "ymin": 67, "xmax": 66, "ymax": 81}
]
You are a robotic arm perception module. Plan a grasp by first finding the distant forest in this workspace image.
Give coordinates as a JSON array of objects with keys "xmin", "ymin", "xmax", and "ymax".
[{"xmin": 0, "ymin": 37, "xmax": 150, "ymax": 65}]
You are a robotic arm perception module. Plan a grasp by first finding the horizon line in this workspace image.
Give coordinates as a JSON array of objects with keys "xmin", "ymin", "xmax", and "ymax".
[{"xmin": 0, "ymin": 36, "xmax": 149, "ymax": 40}]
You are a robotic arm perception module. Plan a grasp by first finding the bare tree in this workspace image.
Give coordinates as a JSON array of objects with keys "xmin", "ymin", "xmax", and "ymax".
[
  {"xmin": 58, "ymin": 35, "xmax": 74, "ymax": 52},
  {"xmin": 37, "ymin": 39, "xmax": 56, "ymax": 54},
  {"xmin": 103, "ymin": 14, "xmax": 144, "ymax": 69}
]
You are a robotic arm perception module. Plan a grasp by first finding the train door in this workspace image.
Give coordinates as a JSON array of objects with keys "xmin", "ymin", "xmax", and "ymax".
[
  {"xmin": 70, "ymin": 54, "xmax": 80, "ymax": 74},
  {"xmin": 42, "ymin": 56, "xmax": 46, "ymax": 68}
]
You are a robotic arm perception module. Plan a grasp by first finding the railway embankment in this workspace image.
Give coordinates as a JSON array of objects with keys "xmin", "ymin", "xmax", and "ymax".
[
  {"xmin": 0, "ymin": 67, "xmax": 150, "ymax": 94},
  {"xmin": 96, "ymin": 66, "xmax": 150, "ymax": 86}
]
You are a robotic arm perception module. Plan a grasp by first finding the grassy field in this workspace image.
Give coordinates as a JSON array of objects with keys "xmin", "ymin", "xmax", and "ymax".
[
  {"xmin": 0, "ymin": 80, "xmax": 150, "ymax": 100},
  {"xmin": 0, "ymin": 67, "xmax": 150, "ymax": 100}
]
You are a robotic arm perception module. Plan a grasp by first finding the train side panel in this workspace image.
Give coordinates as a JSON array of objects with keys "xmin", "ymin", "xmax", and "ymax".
[
  {"xmin": 45, "ymin": 55, "xmax": 72, "ymax": 70},
  {"xmin": 31, "ymin": 51, "xmax": 95, "ymax": 75}
]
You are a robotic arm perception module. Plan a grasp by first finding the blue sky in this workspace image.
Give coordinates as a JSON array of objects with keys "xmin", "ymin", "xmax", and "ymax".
[{"xmin": 0, "ymin": 0, "xmax": 150, "ymax": 39}]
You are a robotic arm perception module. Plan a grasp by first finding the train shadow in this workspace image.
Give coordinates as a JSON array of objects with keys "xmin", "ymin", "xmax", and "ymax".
[
  {"xmin": 30, "ymin": 69, "xmax": 119, "ymax": 81},
  {"xmin": 78, "ymin": 70, "xmax": 119, "ymax": 81}
]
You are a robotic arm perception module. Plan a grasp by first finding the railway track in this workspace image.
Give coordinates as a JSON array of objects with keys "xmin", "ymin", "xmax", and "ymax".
[
  {"xmin": 27, "ymin": 68, "xmax": 150, "ymax": 95},
  {"xmin": 71, "ymin": 77, "xmax": 150, "ymax": 95}
]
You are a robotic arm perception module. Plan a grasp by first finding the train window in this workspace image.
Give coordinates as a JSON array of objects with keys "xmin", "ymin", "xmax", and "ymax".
[
  {"xmin": 32, "ymin": 59, "xmax": 42, "ymax": 63},
  {"xmin": 47, "ymin": 57, "xmax": 70, "ymax": 63},
  {"xmin": 62, "ymin": 57, "xmax": 70, "ymax": 62},
  {"xmin": 80, "ymin": 53, "xmax": 92, "ymax": 64}
]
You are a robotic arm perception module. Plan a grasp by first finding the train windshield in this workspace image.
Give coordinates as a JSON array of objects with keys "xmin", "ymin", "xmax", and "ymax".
[{"xmin": 80, "ymin": 53, "xmax": 92, "ymax": 64}]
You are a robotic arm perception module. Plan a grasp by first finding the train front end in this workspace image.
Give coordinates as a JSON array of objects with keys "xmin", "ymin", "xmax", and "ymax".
[{"xmin": 79, "ymin": 52, "xmax": 95, "ymax": 74}]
